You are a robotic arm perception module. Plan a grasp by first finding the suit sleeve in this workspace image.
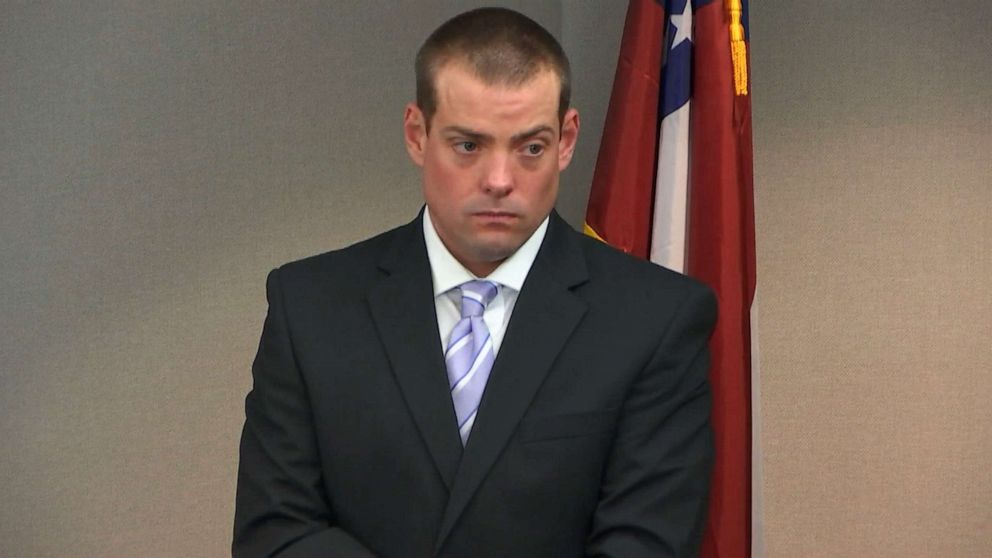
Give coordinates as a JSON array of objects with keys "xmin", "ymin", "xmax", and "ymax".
[
  {"xmin": 585, "ymin": 284, "xmax": 718, "ymax": 558},
  {"xmin": 233, "ymin": 269, "xmax": 376, "ymax": 558}
]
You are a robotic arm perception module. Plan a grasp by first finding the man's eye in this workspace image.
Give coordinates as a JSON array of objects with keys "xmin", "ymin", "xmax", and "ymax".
[
  {"xmin": 524, "ymin": 144, "xmax": 545, "ymax": 156},
  {"xmin": 454, "ymin": 141, "xmax": 478, "ymax": 154}
]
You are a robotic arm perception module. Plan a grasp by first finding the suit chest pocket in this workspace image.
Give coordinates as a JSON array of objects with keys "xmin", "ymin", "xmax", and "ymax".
[{"xmin": 517, "ymin": 410, "xmax": 617, "ymax": 443}]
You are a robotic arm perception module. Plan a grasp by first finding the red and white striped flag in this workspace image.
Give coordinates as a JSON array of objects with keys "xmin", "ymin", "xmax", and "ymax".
[{"xmin": 584, "ymin": 1, "xmax": 756, "ymax": 555}]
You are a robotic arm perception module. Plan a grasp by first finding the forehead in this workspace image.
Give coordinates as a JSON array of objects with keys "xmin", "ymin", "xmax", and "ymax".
[{"xmin": 432, "ymin": 63, "xmax": 560, "ymax": 129}]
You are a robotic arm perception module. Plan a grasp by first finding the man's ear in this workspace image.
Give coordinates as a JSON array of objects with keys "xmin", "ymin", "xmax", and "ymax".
[
  {"xmin": 557, "ymin": 107, "xmax": 580, "ymax": 171},
  {"xmin": 403, "ymin": 103, "xmax": 427, "ymax": 167}
]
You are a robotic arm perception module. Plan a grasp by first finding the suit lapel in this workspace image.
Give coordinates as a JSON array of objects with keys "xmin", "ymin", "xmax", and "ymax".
[
  {"xmin": 366, "ymin": 217, "xmax": 462, "ymax": 490},
  {"xmin": 434, "ymin": 213, "xmax": 589, "ymax": 551}
]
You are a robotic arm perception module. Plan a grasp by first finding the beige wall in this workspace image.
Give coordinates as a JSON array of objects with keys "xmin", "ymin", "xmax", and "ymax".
[
  {"xmin": 2, "ymin": 1, "xmax": 989, "ymax": 556},
  {"xmin": 751, "ymin": 1, "xmax": 991, "ymax": 556}
]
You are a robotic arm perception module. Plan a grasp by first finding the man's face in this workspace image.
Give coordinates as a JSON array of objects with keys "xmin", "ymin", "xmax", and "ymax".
[{"xmin": 403, "ymin": 63, "xmax": 579, "ymax": 276}]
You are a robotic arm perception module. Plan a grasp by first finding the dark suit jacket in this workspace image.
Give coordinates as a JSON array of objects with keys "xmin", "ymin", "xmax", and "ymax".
[{"xmin": 234, "ymin": 211, "xmax": 716, "ymax": 558}]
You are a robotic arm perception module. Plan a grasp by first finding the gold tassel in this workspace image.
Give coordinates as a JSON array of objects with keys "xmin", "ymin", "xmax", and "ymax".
[
  {"xmin": 583, "ymin": 222, "xmax": 606, "ymax": 243},
  {"xmin": 727, "ymin": 0, "xmax": 749, "ymax": 96}
]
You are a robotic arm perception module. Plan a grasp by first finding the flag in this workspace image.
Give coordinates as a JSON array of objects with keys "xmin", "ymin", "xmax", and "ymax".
[
  {"xmin": 584, "ymin": 1, "xmax": 756, "ymax": 556},
  {"xmin": 583, "ymin": 0, "xmax": 666, "ymax": 259}
]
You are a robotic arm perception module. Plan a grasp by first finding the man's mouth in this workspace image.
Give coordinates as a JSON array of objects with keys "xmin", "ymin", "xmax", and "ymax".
[{"xmin": 473, "ymin": 211, "xmax": 518, "ymax": 219}]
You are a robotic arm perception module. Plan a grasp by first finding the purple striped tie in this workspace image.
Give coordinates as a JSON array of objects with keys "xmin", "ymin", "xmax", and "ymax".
[{"xmin": 445, "ymin": 280, "xmax": 498, "ymax": 445}]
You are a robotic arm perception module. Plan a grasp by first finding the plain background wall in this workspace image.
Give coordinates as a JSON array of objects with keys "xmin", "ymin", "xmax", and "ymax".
[
  {"xmin": 751, "ymin": 1, "xmax": 991, "ymax": 556},
  {"xmin": 2, "ymin": 1, "xmax": 989, "ymax": 557}
]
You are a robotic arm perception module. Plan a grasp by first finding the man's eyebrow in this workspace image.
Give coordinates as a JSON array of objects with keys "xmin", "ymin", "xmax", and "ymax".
[
  {"xmin": 439, "ymin": 126, "xmax": 493, "ymax": 142},
  {"xmin": 511, "ymin": 125, "xmax": 555, "ymax": 143},
  {"xmin": 439, "ymin": 125, "xmax": 556, "ymax": 144}
]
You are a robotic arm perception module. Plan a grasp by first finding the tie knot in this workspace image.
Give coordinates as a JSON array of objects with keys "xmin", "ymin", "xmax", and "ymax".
[{"xmin": 458, "ymin": 280, "xmax": 498, "ymax": 318}]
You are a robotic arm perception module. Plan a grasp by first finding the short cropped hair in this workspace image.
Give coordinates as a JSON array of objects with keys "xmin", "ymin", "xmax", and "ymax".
[{"xmin": 415, "ymin": 7, "xmax": 571, "ymax": 131}]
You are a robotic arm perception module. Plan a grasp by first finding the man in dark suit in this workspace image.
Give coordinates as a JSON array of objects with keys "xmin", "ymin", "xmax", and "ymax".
[{"xmin": 234, "ymin": 7, "xmax": 716, "ymax": 557}]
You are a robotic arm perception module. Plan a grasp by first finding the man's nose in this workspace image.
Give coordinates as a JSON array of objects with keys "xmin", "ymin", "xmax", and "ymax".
[{"xmin": 482, "ymin": 153, "xmax": 513, "ymax": 196}]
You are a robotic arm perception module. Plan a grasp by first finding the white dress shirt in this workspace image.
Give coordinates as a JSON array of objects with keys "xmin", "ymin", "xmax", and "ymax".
[{"xmin": 423, "ymin": 208, "xmax": 549, "ymax": 356}]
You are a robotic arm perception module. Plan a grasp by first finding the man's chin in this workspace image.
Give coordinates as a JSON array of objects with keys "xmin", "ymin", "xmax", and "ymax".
[
  {"xmin": 461, "ymin": 239, "xmax": 524, "ymax": 273},
  {"xmin": 475, "ymin": 244, "xmax": 519, "ymax": 265}
]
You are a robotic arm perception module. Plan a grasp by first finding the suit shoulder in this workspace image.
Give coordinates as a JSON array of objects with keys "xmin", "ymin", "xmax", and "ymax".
[
  {"xmin": 575, "ymin": 231, "xmax": 712, "ymax": 298},
  {"xmin": 272, "ymin": 221, "xmax": 411, "ymax": 283},
  {"xmin": 561, "ymin": 230, "xmax": 715, "ymax": 329}
]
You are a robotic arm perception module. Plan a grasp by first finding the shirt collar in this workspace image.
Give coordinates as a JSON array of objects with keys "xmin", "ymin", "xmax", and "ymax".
[{"xmin": 423, "ymin": 207, "xmax": 549, "ymax": 297}]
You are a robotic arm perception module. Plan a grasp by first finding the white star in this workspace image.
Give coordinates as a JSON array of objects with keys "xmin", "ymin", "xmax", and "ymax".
[{"xmin": 669, "ymin": 1, "xmax": 693, "ymax": 49}]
